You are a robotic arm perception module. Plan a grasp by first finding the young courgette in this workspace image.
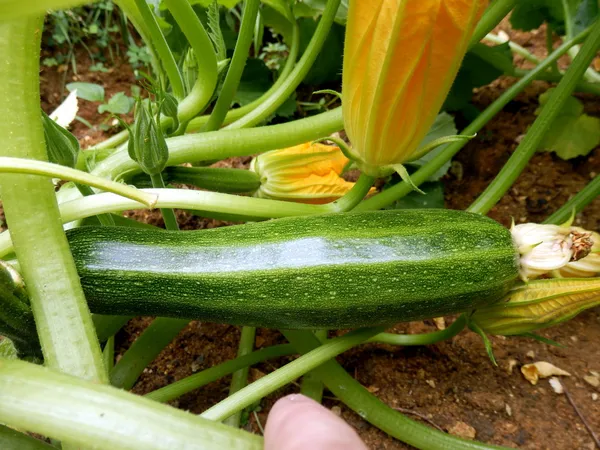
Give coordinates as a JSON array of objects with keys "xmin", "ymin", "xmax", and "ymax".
[{"xmin": 67, "ymin": 209, "xmax": 520, "ymax": 329}]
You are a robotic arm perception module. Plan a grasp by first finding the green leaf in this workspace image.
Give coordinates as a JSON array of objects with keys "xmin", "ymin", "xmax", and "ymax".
[
  {"xmin": 535, "ymin": 89, "xmax": 600, "ymax": 159},
  {"xmin": 510, "ymin": 0, "xmax": 581, "ymax": 33},
  {"xmin": 408, "ymin": 112, "xmax": 458, "ymax": 181},
  {"xmin": 66, "ymin": 82, "xmax": 105, "ymax": 102},
  {"xmin": 574, "ymin": 0, "xmax": 599, "ymax": 35},
  {"xmin": 385, "ymin": 181, "xmax": 445, "ymax": 210},
  {"xmin": 294, "ymin": 0, "xmax": 349, "ymax": 24},
  {"xmin": 262, "ymin": 0, "xmax": 294, "ymax": 23},
  {"xmin": 189, "ymin": 0, "xmax": 239, "ymax": 8},
  {"xmin": 98, "ymin": 92, "xmax": 135, "ymax": 115},
  {"xmin": 0, "ymin": 338, "xmax": 18, "ymax": 360},
  {"xmin": 297, "ymin": 19, "xmax": 345, "ymax": 85}
]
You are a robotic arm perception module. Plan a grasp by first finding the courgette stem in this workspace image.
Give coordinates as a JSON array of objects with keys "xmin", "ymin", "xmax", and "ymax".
[
  {"xmin": 467, "ymin": 20, "xmax": 600, "ymax": 216},
  {"xmin": 201, "ymin": 327, "xmax": 384, "ymax": 422},
  {"xmin": 0, "ymin": 424, "xmax": 55, "ymax": 450},
  {"xmin": 543, "ymin": 175, "xmax": 600, "ymax": 225},
  {"xmin": 370, "ymin": 315, "xmax": 467, "ymax": 346},
  {"xmin": 0, "ymin": 18, "xmax": 106, "ymax": 383},
  {"xmin": 110, "ymin": 317, "xmax": 189, "ymax": 390},
  {"xmin": 145, "ymin": 344, "xmax": 297, "ymax": 403},
  {"xmin": 0, "ymin": 359, "xmax": 263, "ymax": 450},
  {"xmin": 283, "ymin": 330, "xmax": 509, "ymax": 450},
  {"xmin": 355, "ymin": 24, "xmax": 596, "ymax": 212},
  {"xmin": 299, "ymin": 329, "xmax": 328, "ymax": 403},
  {"xmin": 224, "ymin": 326, "xmax": 257, "ymax": 428},
  {"xmin": 149, "ymin": 173, "xmax": 180, "ymax": 231},
  {"xmin": 468, "ymin": 0, "xmax": 518, "ymax": 48},
  {"xmin": 203, "ymin": 0, "xmax": 260, "ymax": 132},
  {"xmin": 75, "ymin": 183, "xmax": 116, "ymax": 226},
  {"xmin": 224, "ymin": 0, "xmax": 341, "ymax": 130}
]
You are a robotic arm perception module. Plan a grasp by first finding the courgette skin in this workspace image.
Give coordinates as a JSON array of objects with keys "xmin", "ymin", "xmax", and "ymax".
[{"xmin": 67, "ymin": 209, "xmax": 520, "ymax": 329}]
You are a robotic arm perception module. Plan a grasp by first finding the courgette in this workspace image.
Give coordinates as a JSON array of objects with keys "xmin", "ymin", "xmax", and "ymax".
[{"xmin": 67, "ymin": 209, "xmax": 520, "ymax": 329}]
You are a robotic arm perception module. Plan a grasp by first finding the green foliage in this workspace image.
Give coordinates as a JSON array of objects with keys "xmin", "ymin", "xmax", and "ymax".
[
  {"xmin": 41, "ymin": 111, "xmax": 80, "ymax": 168},
  {"xmin": 510, "ymin": 0, "xmax": 598, "ymax": 35},
  {"xmin": 98, "ymin": 92, "xmax": 135, "ymax": 115},
  {"xmin": 66, "ymin": 82, "xmax": 105, "ymax": 102},
  {"xmin": 295, "ymin": 0, "xmax": 349, "ymax": 24},
  {"xmin": 297, "ymin": 19, "xmax": 345, "ymax": 85},
  {"xmin": 535, "ymin": 89, "xmax": 600, "ymax": 159},
  {"xmin": 0, "ymin": 338, "xmax": 18, "ymax": 360},
  {"xmin": 385, "ymin": 181, "xmax": 445, "ymax": 210}
]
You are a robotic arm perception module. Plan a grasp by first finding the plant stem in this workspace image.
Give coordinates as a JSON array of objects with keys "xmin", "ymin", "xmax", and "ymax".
[
  {"xmin": 483, "ymin": 33, "xmax": 542, "ymax": 64},
  {"xmin": 355, "ymin": 25, "xmax": 595, "ymax": 212},
  {"xmin": 467, "ymin": 21, "xmax": 600, "ymax": 215},
  {"xmin": 149, "ymin": 343, "xmax": 297, "ymax": 403},
  {"xmin": 0, "ymin": 359, "xmax": 263, "ymax": 450},
  {"xmin": 224, "ymin": 326, "xmax": 257, "ymax": 428},
  {"xmin": 0, "ymin": 0, "xmax": 90, "ymax": 20},
  {"xmin": 0, "ymin": 18, "xmax": 106, "ymax": 382},
  {"xmin": 110, "ymin": 317, "xmax": 189, "ymax": 389},
  {"xmin": 149, "ymin": 173, "xmax": 179, "ymax": 230},
  {"xmin": 91, "ymin": 107, "xmax": 343, "ymax": 181},
  {"xmin": 201, "ymin": 327, "xmax": 384, "ymax": 422},
  {"xmin": 283, "ymin": 330, "xmax": 509, "ymax": 450},
  {"xmin": 299, "ymin": 329, "xmax": 327, "ymax": 402},
  {"xmin": 75, "ymin": 183, "xmax": 116, "ymax": 226},
  {"xmin": 203, "ymin": 0, "xmax": 260, "ymax": 132},
  {"xmin": 133, "ymin": 0, "xmax": 184, "ymax": 99},
  {"xmin": 164, "ymin": 0, "xmax": 218, "ymax": 127},
  {"xmin": 94, "ymin": 315, "xmax": 132, "ymax": 342},
  {"xmin": 0, "ymin": 156, "xmax": 157, "ymax": 206},
  {"xmin": 469, "ymin": 0, "xmax": 518, "ymax": 47},
  {"xmin": 130, "ymin": 166, "xmax": 262, "ymax": 194},
  {"xmin": 369, "ymin": 315, "xmax": 467, "ymax": 346},
  {"xmin": 0, "ymin": 424, "xmax": 54, "ymax": 450},
  {"xmin": 225, "ymin": 0, "xmax": 341, "ymax": 129},
  {"xmin": 543, "ymin": 175, "xmax": 600, "ymax": 225},
  {"xmin": 513, "ymin": 69, "xmax": 600, "ymax": 94}
]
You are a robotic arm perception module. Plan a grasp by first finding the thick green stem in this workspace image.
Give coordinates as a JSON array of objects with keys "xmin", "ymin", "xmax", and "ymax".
[
  {"xmin": 469, "ymin": 0, "xmax": 518, "ymax": 47},
  {"xmin": 164, "ymin": 0, "xmax": 218, "ymax": 126},
  {"xmin": 103, "ymin": 335, "xmax": 115, "ymax": 373},
  {"xmin": 201, "ymin": 327, "xmax": 383, "ymax": 422},
  {"xmin": 0, "ymin": 0, "xmax": 89, "ymax": 20},
  {"xmin": 203, "ymin": 0, "xmax": 260, "ymax": 131},
  {"xmin": 149, "ymin": 173, "xmax": 180, "ymax": 230},
  {"xmin": 467, "ymin": 21, "xmax": 600, "ymax": 215},
  {"xmin": 225, "ymin": 0, "xmax": 341, "ymax": 129},
  {"xmin": 512, "ymin": 69, "xmax": 600, "ymax": 95},
  {"xmin": 110, "ymin": 317, "xmax": 189, "ymax": 389},
  {"xmin": 75, "ymin": 183, "xmax": 116, "ymax": 226},
  {"xmin": 544, "ymin": 175, "xmax": 600, "ymax": 225},
  {"xmin": 355, "ymin": 26, "xmax": 595, "ymax": 212},
  {"xmin": 369, "ymin": 315, "xmax": 467, "ymax": 346},
  {"xmin": 133, "ymin": 0, "xmax": 184, "ymax": 99},
  {"xmin": 299, "ymin": 329, "xmax": 327, "ymax": 402},
  {"xmin": 92, "ymin": 107, "xmax": 343, "ymax": 181},
  {"xmin": 283, "ymin": 330, "xmax": 509, "ymax": 450},
  {"xmin": 224, "ymin": 326, "xmax": 257, "ymax": 428},
  {"xmin": 0, "ymin": 18, "xmax": 106, "ymax": 382},
  {"xmin": 131, "ymin": 166, "xmax": 262, "ymax": 194},
  {"xmin": 0, "ymin": 359, "xmax": 262, "ymax": 449},
  {"xmin": 0, "ymin": 424, "xmax": 54, "ymax": 450}
]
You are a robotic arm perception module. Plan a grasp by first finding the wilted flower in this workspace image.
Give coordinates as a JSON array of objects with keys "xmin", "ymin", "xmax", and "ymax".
[
  {"xmin": 470, "ymin": 278, "xmax": 600, "ymax": 336},
  {"xmin": 250, "ymin": 142, "xmax": 374, "ymax": 204},
  {"xmin": 510, "ymin": 223, "xmax": 594, "ymax": 280},
  {"xmin": 555, "ymin": 227, "xmax": 600, "ymax": 278},
  {"xmin": 342, "ymin": 0, "xmax": 487, "ymax": 176}
]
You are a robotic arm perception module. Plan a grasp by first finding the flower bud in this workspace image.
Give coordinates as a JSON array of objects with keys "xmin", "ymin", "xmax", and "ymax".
[
  {"xmin": 470, "ymin": 278, "xmax": 600, "ymax": 336},
  {"xmin": 41, "ymin": 110, "xmax": 80, "ymax": 168},
  {"xmin": 511, "ymin": 223, "xmax": 593, "ymax": 281},
  {"xmin": 128, "ymin": 99, "xmax": 169, "ymax": 176},
  {"xmin": 342, "ymin": 0, "xmax": 487, "ymax": 176},
  {"xmin": 555, "ymin": 227, "xmax": 600, "ymax": 278},
  {"xmin": 250, "ymin": 142, "xmax": 374, "ymax": 204}
]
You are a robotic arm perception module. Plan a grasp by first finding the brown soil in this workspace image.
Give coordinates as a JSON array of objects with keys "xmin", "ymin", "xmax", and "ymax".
[{"xmin": 2, "ymin": 19, "xmax": 600, "ymax": 450}]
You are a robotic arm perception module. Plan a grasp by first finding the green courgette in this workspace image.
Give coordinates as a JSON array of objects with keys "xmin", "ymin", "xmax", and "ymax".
[{"xmin": 67, "ymin": 209, "xmax": 520, "ymax": 329}]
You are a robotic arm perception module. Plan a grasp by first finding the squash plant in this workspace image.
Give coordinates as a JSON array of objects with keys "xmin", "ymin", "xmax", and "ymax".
[{"xmin": 0, "ymin": 0, "xmax": 600, "ymax": 449}]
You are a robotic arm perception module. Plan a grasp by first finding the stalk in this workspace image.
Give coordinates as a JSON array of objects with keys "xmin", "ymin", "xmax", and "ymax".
[
  {"xmin": 201, "ymin": 327, "xmax": 384, "ymax": 422},
  {"xmin": 75, "ymin": 183, "xmax": 116, "ymax": 226},
  {"xmin": 283, "ymin": 330, "xmax": 509, "ymax": 450},
  {"xmin": 355, "ymin": 25, "xmax": 595, "ymax": 212},
  {"xmin": 225, "ymin": 0, "xmax": 341, "ymax": 129},
  {"xmin": 149, "ymin": 173, "xmax": 180, "ymax": 231},
  {"xmin": 0, "ymin": 424, "xmax": 54, "ymax": 450},
  {"xmin": 0, "ymin": 1, "xmax": 90, "ymax": 19},
  {"xmin": 110, "ymin": 317, "xmax": 189, "ymax": 390},
  {"xmin": 369, "ymin": 315, "xmax": 467, "ymax": 346},
  {"xmin": 467, "ymin": 21, "xmax": 600, "ymax": 215},
  {"xmin": 0, "ymin": 18, "xmax": 106, "ymax": 382},
  {"xmin": 543, "ymin": 175, "xmax": 600, "ymax": 225},
  {"xmin": 203, "ymin": 0, "xmax": 260, "ymax": 131},
  {"xmin": 224, "ymin": 326, "xmax": 257, "ymax": 428},
  {"xmin": 0, "ymin": 359, "xmax": 262, "ymax": 450},
  {"xmin": 299, "ymin": 329, "xmax": 327, "ymax": 402},
  {"xmin": 468, "ymin": 0, "xmax": 518, "ymax": 47}
]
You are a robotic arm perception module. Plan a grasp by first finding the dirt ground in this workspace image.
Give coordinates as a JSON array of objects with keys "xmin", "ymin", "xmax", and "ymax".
[{"xmin": 1, "ymin": 18, "xmax": 599, "ymax": 450}]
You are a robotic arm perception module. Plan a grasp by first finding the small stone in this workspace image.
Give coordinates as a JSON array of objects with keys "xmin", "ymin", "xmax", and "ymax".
[
  {"xmin": 448, "ymin": 421, "xmax": 476, "ymax": 440},
  {"xmin": 570, "ymin": 336, "xmax": 578, "ymax": 342},
  {"xmin": 331, "ymin": 406, "xmax": 342, "ymax": 417},
  {"xmin": 526, "ymin": 350, "xmax": 535, "ymax": 359},
  {"xmin": 425, "ymin": 379, "xmax": 436, "ymax": 388},
  {"xmin": 592, "ymin": 393, "xmax": 598, "ymax": 401},
  {"xmin": 507, "ymin": 359, "xmax": 518, "ymax": 374},
  {"xmin": 505, "ymin": 404, "xmax": 512, "ymax": 416},
  {"xmin": 549, "ymin": 377, "xmax": 564, "ymax": 394},
  {"xmin": 416, "ymin": 369, "xmax": 425, "ymax": 380},
  {"xmin": 583, "ymin": 375, "xmax": 600, "ymax": 388}
]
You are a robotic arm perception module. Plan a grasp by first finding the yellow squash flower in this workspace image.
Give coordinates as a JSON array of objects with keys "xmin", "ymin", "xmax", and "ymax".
[
  {"xmin": 342, "ymin": 0, "xmax": 487, "ymax": 176},
  {"xmin": 250, "ymin": 142, "xmax": 373, "ymax": 204}
]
